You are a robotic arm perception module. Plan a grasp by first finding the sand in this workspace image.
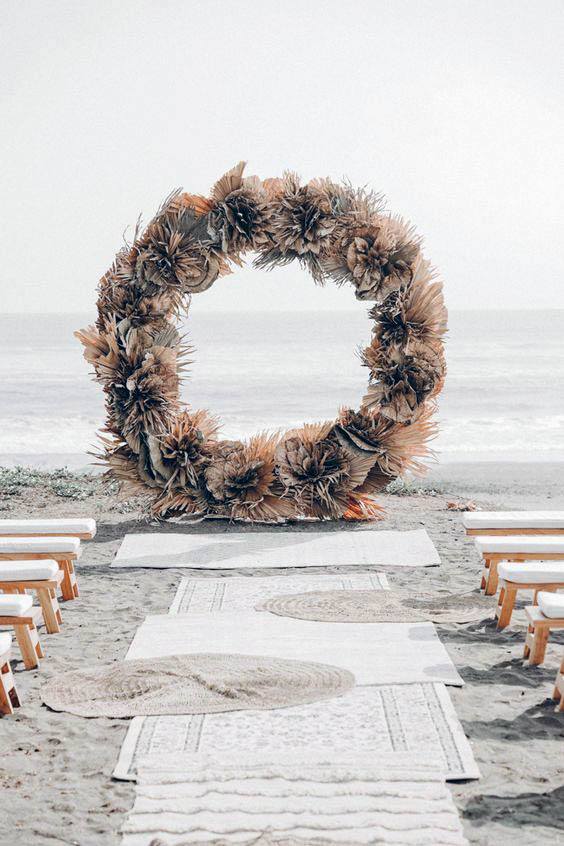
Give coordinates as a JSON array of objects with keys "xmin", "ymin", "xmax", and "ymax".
[{"xmin": 0, "ymin": 462, "xmax": 563, "ymax": 846}]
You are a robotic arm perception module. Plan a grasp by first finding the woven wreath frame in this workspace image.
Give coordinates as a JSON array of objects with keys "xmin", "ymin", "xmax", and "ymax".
[{"xmin": 76, "ymin": 162, "xmax": 447, "ymax": 522}]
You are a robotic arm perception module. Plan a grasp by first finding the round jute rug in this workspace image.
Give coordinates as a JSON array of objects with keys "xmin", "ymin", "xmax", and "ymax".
[
  {"xmin": 41, "ymin": 652, "xmax": 355, "ymax": 718},
  {"xmin": 257, "ymin": 589, "xmax": 492, "ymax": 624}
]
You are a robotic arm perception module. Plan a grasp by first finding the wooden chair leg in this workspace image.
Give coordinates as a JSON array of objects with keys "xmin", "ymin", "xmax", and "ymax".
[
  {"xmin": 480, "ymin": 558, "xmax": 489, "ymax": 591},
  {"xmin": 485, "ymin": 560, "xmax": 499, "ymax": 596},
  {"xmin": 37, "ymin": 586, "xmax": 62, "ymax": 634},
  {"xmin": 13, "ymin": 622, "xmax": 43, "ymax": 669},
  {"xmin": 0, "ymin": 658, "xmax": 20, "ymax": 714},
  {"xmin": 59, "ymin": 560, "xmax": 79, "ymax": 601},
  {"xmin": 554, "ymin": 659, "xmax": 564, "ymax": 711},
  {"xmin": 529, "ymin": 626, "xmax": 550, "ymax": 665},
  {"xmin": 523, "ymin": 623, "xmax": 534, "ymax": 659},
  {"xmin": 496, "ymin": 586, "xmax": 517, "ymax": 629}
]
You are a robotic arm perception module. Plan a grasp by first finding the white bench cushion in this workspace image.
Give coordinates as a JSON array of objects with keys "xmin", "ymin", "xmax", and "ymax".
[
  {"xmin": 475, "ymin": 536, "xmax": 564, "ymax": 554},
  {"xmin": 537, "ymin": 591, "xmax": 564, "ymax": 618},
  {"xmin": 0, "ymin": 631, "xmax": 12, "ymax": 654},
  {"xmin": 498, "ymin": 561, "xmax": 564, "ymax": 584},
  {"xmin": 0, "ymin": 536, "xmax": 81, "ymax": 556},
  {"xmin": 0, "ymin": 560, "xmax": 59, "ymax": 581},
  {"xmin": 0, "ymin": 518, "xmax": 96, "ymax": 538},
  {"xmin": 463, "ymin": 511, "xmax": 564, "ymax": 530},
  {"xmin": 0, "ymin": 594, "xmax": 33, "ymax": 615}
]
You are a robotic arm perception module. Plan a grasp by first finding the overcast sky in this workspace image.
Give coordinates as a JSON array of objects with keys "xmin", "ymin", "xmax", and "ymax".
[{"xmin": 1, "ymin": 0, "xmax": 563, "ymax": 314}]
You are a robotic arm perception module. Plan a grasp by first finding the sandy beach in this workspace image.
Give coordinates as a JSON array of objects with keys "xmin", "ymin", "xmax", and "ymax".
[{"xmin": 0, "ymin": 461, "xmax": 563, "ymax": 846}]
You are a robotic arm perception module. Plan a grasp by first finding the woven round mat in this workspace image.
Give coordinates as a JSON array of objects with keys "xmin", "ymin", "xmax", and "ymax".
[
  {"xmin": 257, "ymin": 590, "xmax": 427, "ymax": 623},
  {"xmin": 257, "ymin": 589, "xmax": 492, "ymax": 624},
  {"xmin": 149, "ymin": 837, "xmax": 362, "ymax": 846},
  {"xmin": 41, "ymin": 652, "xmax": 355, "ymax": 718}
]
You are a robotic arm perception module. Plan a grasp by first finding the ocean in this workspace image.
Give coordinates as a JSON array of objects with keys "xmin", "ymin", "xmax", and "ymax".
[{"xmin": 0, "ymin": 309, "xmax": 563, "ymax": 468}]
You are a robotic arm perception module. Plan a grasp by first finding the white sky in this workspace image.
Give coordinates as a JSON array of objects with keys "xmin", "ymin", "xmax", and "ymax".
[{"xmin": 1, "ymin": 0, "xmax": 563, "ymax": 314}]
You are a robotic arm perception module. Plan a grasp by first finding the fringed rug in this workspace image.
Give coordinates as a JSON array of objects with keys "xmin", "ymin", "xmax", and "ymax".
[
  {"xmin": 112, "ymin": 529, "xmax": 440, "ymax": 570},
  {"xmin": 113, "ymin": 682, "xmax": 479, "ymax": 782},
  {"xmin": 120, "ymin": 752, "xmax": 468, "ymax": 846},
  {"xmin": 41, "ymin": 653, "xmax": 354, "ymax": 718},
  {"xmin": 125, "ymin": 612, "xmax": 463, "ymax": 687},
  {"xmin": 168, "ymin": 572, "xmax": 390, "ymax": 615}
]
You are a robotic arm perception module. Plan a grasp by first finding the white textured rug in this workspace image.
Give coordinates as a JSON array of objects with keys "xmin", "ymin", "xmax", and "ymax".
[
  {"xmin": 120, "ymin": 752, "xmax": 469, "ymax": 845},
  {"xmin": 168, "ymin": 572, "xmax": 390, "ymax": 614},
  {"xmin": 112, "ymin": 529, "xmax": 440, "ymax": 569},
  {"xmin": 113, "ymin": 682, "xmax": 479, "ymax": 782},
  {"xmin": 126, "ymin": 612, "xmax": 463, "ymax": 687}
]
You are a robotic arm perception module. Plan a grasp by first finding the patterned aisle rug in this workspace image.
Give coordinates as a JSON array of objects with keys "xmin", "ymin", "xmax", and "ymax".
[
  {"xmin": 125, "ymin": 613, "xmax": 464, "ymax": 687},
  {"xmin": 113, "ymin": 682, "xmax": 479, "ymax": 782},
  {"xmin": 119, "ymin": 752, "xmax": 469, "ymax": 846},
  {"xmin": 111, "ymin": 529, "xmax": 440, "ymax": 569},
  {"xmin": 168, "ymin": 572, "xmax": 390, "ymax": 615}
]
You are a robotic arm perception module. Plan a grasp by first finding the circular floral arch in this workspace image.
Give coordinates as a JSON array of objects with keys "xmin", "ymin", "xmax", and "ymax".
[{"xmin": 76, "ymin": 162, "xmax": 447, "ymax": 522}]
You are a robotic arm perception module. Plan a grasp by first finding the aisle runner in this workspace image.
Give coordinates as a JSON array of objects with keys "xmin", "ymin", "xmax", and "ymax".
[
  {"xmin": 113, "ymin": 682, "xmax": 479, "ymax": 781},
  {"xmin": 126, "ymin": 612, "xmax": 464, "ymax": 687},
  {"xmin": 120, "ymin": 753, "xmax": 469, "ymax": 845},
  {"xmin": 169, "ymin": 571, "xmax": 390, "ymax": 614},
  {"xmin": 112, "ymin": 528, "xmax": 440, "ymax": 569}
]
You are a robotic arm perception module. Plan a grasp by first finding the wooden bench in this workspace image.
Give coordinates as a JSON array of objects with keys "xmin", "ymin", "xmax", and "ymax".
[
  {"xmin": 495, "ymin": 563, "xmax": 564, "ymax": 629},
  {"xmin": 0, "ymin": 518, "xmax": 96, "ymax": 540},
  {"xmin": 0, "ymin": 560, "xmax": 64, "ymax": 633},
  {"xmin": 523, "ymin": 592, "xmax": 564, "ymax": 665},
  {"xmin": 463, "ymin": 511, "xmax": 564, "ymax": 537},
  {"xmin": 474, "ymin": 535, "xmax": 564, "ymax": 596},
  {"xmin": 0, "ymin": 632, "xmax": 21, "ymax": 715},
  {"xmin": 0, "ymin": 537, "xmax": 81, "ymax": 601},
  {"xmin": 0, "ymin": 594, "xmax": 44, "ymax": 670}
]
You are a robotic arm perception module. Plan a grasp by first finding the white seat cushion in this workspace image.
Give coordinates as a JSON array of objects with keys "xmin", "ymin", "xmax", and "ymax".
[
  {"xmin": 463, "ymin": 511, "xmax": 564, "ymax": 530},
  {"xmin": 0, "ymin": 593, "xmax": 33, "ymax": 615},
  {"xmin": 498, "ymin": 561, "xmax": 564, "ymax": 584},
  {"xmin": 475, "ymin": 536, "xmax": 564, "ymax": 554},
  {"xmin": 0, "ymin": 518, "xmax": 96, "ymax": 538},
  {"xmin": 0, "ymin": 631, "xmax": 12, "ymax": 654},
  {"xmin": 0, "ymin": 536, "xmax": 81, "ymax": 556},
  {"xmin": 537, "ymin": 591, "xmax": 564, "ymax": 619},
  {"xmin": 0, "ymin": 560, "xmax": 59, "ymax": 581}
]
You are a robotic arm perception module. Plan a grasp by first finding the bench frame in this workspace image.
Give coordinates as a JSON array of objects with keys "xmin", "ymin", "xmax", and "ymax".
[
  {"xmin": 523, "ymin": 605, "xmax": 564, "ymax": 665},
  {"xmin": 0, "ymin": 570, "xmax": 64, "ymax": 633},
  {"xmin": 495, "ymin": 581, "xmax": 562, "ymax": 629},
  {"xmin": 0, "ymin": 531, "xmax": 94, "ymax": 540},
  {"xmin": 479, "ymin": 552, "xmax": 564, "ymax": 596},
  {"xmin": 0, "ymin": 551, "xmax": 79, "ymax": 601},
  {"xmin": 0, "ymin": 605, "xmax": 44, "ymax": 669},
  {"xmin": 467, "ymin": 528, "xmax": 564, "ymax": 536},
  {"xmin": 0, "ymin": 644, "xmax": 21, "ymax": 715}
]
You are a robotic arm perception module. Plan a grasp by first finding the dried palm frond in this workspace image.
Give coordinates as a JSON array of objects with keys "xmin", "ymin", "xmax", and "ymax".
[
  {"xmin": 154, "ymin": 409, "xmax": 219, "ymax": 489},
  {"xmin": 362, "ymin": 339, "xmax": 445, "ymax": 422},
  {"xmin": 208, "ymin": 183, "xmax": 271, "ymax": 253},
  {"xmin": 323, "ymin": 215, "xmax": 420, "ymax": 302},
  {"xmin": 210, "ymin": 161, "xmax": 247, "ymax": 203},
  {"xmin": 275, "ymin": 423, "xmax": 377, "ymax": 519},
  {"xmin": 254, "ymin": 172, "xmax": 338, "ymax": 282},
  {"xmin": 104, "ymin": 330, "xmax": 180, "ymax": 452},
  {"xmin": 371, "ymin": 256, "xmax": 447, "ymax": 350},
  {"xmin": 343, "ymin": 492, "xmax": 385, "ymax": 521},
  {"xmin": 134, "ymin": 210, "xmax": 231, "ymax": 296},
  {"xmin": 204, "ymin": 434, "xmax": 294, "ymax": 521},
  {"xmin": 93, "ymin": 434, "xmax": 155, "ymax": 500}
]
